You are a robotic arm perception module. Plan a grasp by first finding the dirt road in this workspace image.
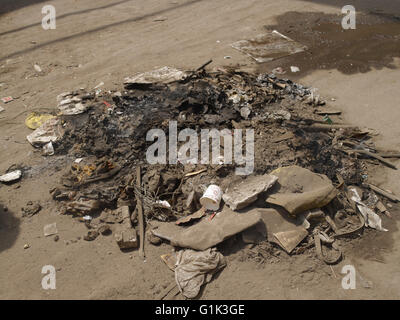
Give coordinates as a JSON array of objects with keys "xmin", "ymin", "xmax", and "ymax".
[{"xmin": 0, "ymin": 0, "xmax": 399, "ymax": 299}]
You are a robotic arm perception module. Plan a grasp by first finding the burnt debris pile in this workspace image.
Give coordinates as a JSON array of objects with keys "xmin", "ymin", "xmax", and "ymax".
[{"xmin": 23, "ymin": 66, "xmax": 399, "ymax": 295}]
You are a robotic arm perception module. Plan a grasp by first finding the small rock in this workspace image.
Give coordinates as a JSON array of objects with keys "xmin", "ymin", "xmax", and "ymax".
[
  {"xmin": 24, "ymin": 244, "xmax": 30, "ymax": 249},
  {"xmin": 54, "ymin": 235, "xmax": 59, "ymax": 242},
  {"xmin": 34, "ymin": 64, "xmax": 42, "ymax": 73},
  {"xmin": 147, "ymin": 232, "xmax": 162, "ymax": 246},
  {"xmin": 290, "ymin": 66, "xmax": 300, "ymax": 73},
  {"xmin": 0, "ymin": 170, "xmax": 22, "ymax": 183},
  {"xmin": 240, "ymin": 106, "xmax": 251, "ymax": 119},
  {"xmin": 83, "ymin": 230, "xmax": 99, "ymax": 241},
  {"xmin": 22, "ymin": 201, "xmax": 41, "ymax": 217},
  {"xmin": 115, "ymin": 228, "xmax": 138, "ymax": 249},
  {"xmin": 223, "ymin": 174, "xmax": 278, "ymax": 210},
  {"xmin": 98, "ymin": 224, "xmax": 112, "ymax": 236}
]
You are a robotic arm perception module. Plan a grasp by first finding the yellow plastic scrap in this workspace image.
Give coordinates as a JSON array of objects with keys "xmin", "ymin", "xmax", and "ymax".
[{"xmin": 25, "ymin": 112, "xmax": 56, "ymax": 130}]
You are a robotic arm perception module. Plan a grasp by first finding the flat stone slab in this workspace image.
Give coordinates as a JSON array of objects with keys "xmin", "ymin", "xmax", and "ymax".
[{"xmin": 222, "ymin": 174, "xmax": 278, "ymax": 210}]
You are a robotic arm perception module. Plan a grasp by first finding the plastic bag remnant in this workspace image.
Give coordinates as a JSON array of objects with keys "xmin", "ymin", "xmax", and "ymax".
[
  {"xmin": 349, "ymin": 187, "xmax": 388, "ymax": 232},
  {"xmin": 26, "ymin": 118, "xmax": 62, "ymax": 147},
  {"xmin": 175, "ymin": 248, "xmax": 226, "ymax": 299},
  {"xmin": 25, "ymin": 112, "xmax": 56, "ymax": 130}
]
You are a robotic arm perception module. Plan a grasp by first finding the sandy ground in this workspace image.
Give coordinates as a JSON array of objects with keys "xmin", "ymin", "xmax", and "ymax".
[{"xmin": 0, "ymin": 0, "xmax": 399, "ymax": 299}]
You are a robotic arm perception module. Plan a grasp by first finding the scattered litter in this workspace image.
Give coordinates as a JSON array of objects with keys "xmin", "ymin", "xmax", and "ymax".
[
  {"xmin": 26, "ymin": 118, "xmax": 62, "ymax": 147},
  {"xmin": 25, "ymin": 112, "xmax": 56, "ymax": 130},
  {"xmin": 175, "ymin": 248, "xmax": 226, "ymax": 299},
  {"xmin": 44, "ymin": 223, "xmax": 58, "ymax": 237},
  {"xmin": 0, "ymin": 170, "xmax": 22, "ymax": 183},
  {"xmin": 231, "ymin": 30, "xmax": 307, "ymax": 63},
  {"xmin": 24, "ymin": 244, "xmax": 30, "ymax": 249},
  {"xmin": 38, "ymin": 66, "xmax": 399, "ymax": 271},
  {"xmin": 223, "ymin": 174, "xmax": 278, "ymax": 210},
  {"xmin": 323, "ymin": 115, "xmax": 333, "ymax": 124},
  {"xmin": 155, "ymin": 200, "xmax": 172, "ymax": 209},
  {"xmin": 58, "ymin": 102, "xmax": 87, "ymax": 115},
  {"xmin": 42, "ymin": 141, "xmax": 55, "ymax": 156},
  {"xmin": 1, "ymin": 96, "xmax": 13, "ymax": 103},
  {"xmin": 224, "ymin": 56, "xmax": 231, "ymax": 59},
  {"xmin": 290, "ymin": 66, "xmax": 300, "ymax": 72},
  {"xmin": 0, "ymin": 106, "xmax": 4, "ymax": 113},
  {"xmin": 349, "ymin": 187, "xmax": 388, "ymax": 231},
  {"xmin": 57, "ymin": 91, "xmax": 92, "ymax": 115},
  {"xmin": 200, "ymin": 185, "xmax": 223, "ymax": 211}
]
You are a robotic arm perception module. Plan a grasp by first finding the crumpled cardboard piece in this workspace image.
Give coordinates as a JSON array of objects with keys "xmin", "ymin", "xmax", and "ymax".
[
  {"xmin": 242, "ymin": 208, "xmax": 308, "ymax": 253},
  {"xmin": 152, "ymin": 205, "xmax": 261, "ymax": 251},
  {"xmin": 175, "ymin": 248, "xmax": 226, "ymax": 299},
  {"xmin": 266, "ymin": 166, "xmax": 337, "ymax": 216}
]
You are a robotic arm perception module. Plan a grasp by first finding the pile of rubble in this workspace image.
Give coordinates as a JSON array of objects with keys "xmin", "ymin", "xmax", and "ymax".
[{"xmin": 14, "ymin": 65, "xmax": 399, "ymax": 299}]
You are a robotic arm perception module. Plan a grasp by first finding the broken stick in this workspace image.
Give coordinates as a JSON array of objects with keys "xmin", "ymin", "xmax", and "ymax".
[
  {"xmin": 156, "ymin": 282, "xmax": 178, "ymax": 300},
  {"xmin": 364, "ymin": 183, "xmax": 400, "ymax": 202},
  {"xmin": 350, "ymin": 149, "xmax": 397, "ymax": 170},
  {"xmin": 136, "ymin": 166, "xmax": 145, "ymax": 259}
]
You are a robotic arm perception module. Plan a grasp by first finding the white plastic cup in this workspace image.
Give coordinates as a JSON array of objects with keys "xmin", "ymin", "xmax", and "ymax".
[{"xmin": 200, "ymin": 185, "xmax": 223, "ymax": 211}]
